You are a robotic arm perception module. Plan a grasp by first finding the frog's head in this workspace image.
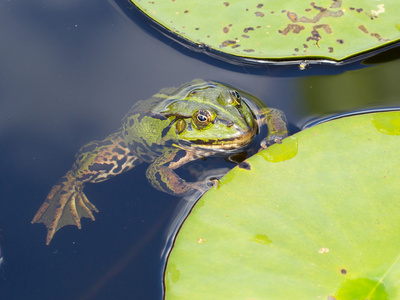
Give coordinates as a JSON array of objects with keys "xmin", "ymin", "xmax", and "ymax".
[{"xmin": 155, "ymin": 79, "xmax": 259, "ymax": 153}]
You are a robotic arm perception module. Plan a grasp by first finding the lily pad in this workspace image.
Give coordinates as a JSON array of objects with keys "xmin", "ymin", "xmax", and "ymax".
[
  {"xmin": 130, "ymin": 0, "xmax": 400, "ymax": 64},
  {"xmin": 164, "ymin": 111, "xmax": 400, "ymax": 299}
]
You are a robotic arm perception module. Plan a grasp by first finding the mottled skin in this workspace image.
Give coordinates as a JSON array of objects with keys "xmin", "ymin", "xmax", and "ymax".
[{"xmin": 32, "ymin": 79, "xmax": 288, "ymax": 244}]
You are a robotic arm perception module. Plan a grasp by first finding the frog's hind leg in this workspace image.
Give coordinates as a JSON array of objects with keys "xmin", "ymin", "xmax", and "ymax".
[{"xmin": 32, "ymin": 132, "xmax": 142, "ymax": 245}]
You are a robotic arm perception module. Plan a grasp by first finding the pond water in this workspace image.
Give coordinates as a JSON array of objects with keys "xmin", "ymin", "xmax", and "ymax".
[{"xmin": 1, "ymin": 0, "xmax": 400, "ymax": 299}]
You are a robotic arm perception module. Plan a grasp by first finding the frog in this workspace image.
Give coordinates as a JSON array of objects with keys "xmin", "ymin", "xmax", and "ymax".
[{"xmin": 32, "ymin": 79, "xmax": 288, "ymax": 245}]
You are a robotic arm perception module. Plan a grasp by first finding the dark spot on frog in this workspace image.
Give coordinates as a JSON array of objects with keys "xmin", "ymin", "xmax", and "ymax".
[
  {"xmin": 184, "ymin": 10, "xmax": 189, "ymax": 13},
  {"xmin": 243, "ymin": 49, "xmax": 255, "ymax": 53},
  {"xmin": 341, "ymin": 268, "xmax": 347, "ymax": 275},
  {"xmin": 238, "ymin": 161, "xmax": 251, "ymax": 170},
  {"xmin": 294, "ymin": 48, "xmax": 299, "ymax": 52},
  {"xmin": 303, "ymin": 44, "xmax": 308, "ymax": 48},
  {"xmin": 281, "ymin": 10, "xmax": 286, "ymax": 13},
  {"xmin": 305, "ymin": 8, "xmax": 312, "ymax": 12},
  {"xmin": 257, "ymin": 4, "xmax": 263, "ymax": 9},
  {"xmin": 114, "ymin": 147, "xmax": 126, "ymax": 155},
  {"xmin": 232, "ymin": 44, "xmax": 240, "ymax": 48},
  {"xmin": 223, "ymin": 2, "xmax": 229, "ymax": 7},
  {"xmin": 169, "ymin": 150, "xmax": 188, "ymax": 164},
  {"xmin": 356, "ymin": 8, "xmax": 363, "ymax": 13},
  {"xmin": 243, "ymin": 27, "xmax": 254, "ymax": 33},
  {"xmin": 255, "ymin": 12, "xmax": 264, "ymax": 17},
  {"xmin": 113, "ymin": 156, "xmax": 127, "ymax": 173},
  {"xmin": 242, "ymin": 34, "xmax": 250, "ymax": 38},
  {"xmin": 223, "ymin": 27, "xmax": 229, "ymax": 33},
  {"xmin": 349, "ymin": 7, "xmax": 355, "ymax": 10},
  {"xmin": 328, "ymin": 47, "xmax": 334, "ymax": 53},
  {"xmin": 270, "ymin": 11, "xmax": 275, "ymax": 14},
  {"xmin": 337, "ymin": 39, "xmax": 344, "ymax": 44},
  {"xmin": 195, "ymin": 28, "xmax": 199, "ymax": 30},
  {"xmin": 89, "ymin": 163, "xmax": 113, "ymax": 173}
]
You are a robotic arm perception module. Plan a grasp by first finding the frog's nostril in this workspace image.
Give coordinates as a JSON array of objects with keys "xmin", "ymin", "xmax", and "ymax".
[{"xmin": 226, "ymin": 121, "xmax": 234, "ymax": 127}]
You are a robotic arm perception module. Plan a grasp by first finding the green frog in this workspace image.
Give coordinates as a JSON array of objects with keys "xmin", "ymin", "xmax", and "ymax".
[{"xmin": 32, "ymin": 79, "xmax": 288, "ymax": 245}]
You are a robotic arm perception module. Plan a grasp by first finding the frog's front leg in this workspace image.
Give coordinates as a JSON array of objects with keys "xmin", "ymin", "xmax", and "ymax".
[
  {"xmin": 258, "ymin": 108, "xmax": 288, "ymax": 149},
  {"xmin": 146, "ymin": 148, "xmax": 208, "ymax": 196},
  {"xmin": 32, "ymin": 132, "xmax": 141, "ymax": 245}
]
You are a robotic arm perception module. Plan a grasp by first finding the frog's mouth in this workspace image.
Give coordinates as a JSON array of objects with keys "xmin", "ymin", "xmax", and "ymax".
[{"xmin": 179, "ymin": 126, "xmax": 257, "ymax": 153}]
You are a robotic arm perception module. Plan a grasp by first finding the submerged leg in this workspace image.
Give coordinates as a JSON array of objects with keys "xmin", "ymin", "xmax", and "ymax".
[
  {"xmin": 146, "ymin": 148, "xmax": 210, "ymax": 196},
  {"xmin": 32, "ymin": 132, "xmax": 141, "ymax": 245}
]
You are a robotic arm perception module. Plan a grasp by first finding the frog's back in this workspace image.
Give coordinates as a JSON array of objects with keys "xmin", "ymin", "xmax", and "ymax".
[{"xmin": 121, "ymin": 81, "xmax": 207, "ymax": 160}]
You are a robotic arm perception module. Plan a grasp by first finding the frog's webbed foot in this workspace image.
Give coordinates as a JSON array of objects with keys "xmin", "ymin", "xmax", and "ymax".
[
  {"xmin": 260, "ymin": 135, "xmax": 284, "ymax": 150},
  {"xmin": 31, "ymin": 171, "xmax": 98, "ymax": 245}
]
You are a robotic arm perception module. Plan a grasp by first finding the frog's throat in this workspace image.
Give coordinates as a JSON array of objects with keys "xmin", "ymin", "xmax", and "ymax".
[{"xmin": 178, "ymin": 127, "xmax": 257, "ymax": 152}]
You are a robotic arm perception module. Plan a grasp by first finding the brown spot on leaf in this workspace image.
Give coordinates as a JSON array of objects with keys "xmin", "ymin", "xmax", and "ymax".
[
  {"xmin": 358, "ymin": 25, "xmax": 369, "ymax": 34},
  {"xmin": 371, "ymin": 33, "xmax": 389, "ymax": 42},
  {"xmin": 306, "ymin": 24, "xmax": 332, "ymax": 44},
  {"xmin": 255, "ymin": 12, "xmax": 265, "ymax": 17},
  {"xmin": 220, "ymin": 40, "xmax": 236, "ymax": 48},
  {"xmin": 279, "ymin": 24, "xmax": 305, "ymax": 35},
  {"xmin": 287, "ymin": 11, "xmax": 298, "ymax": 22},
  {"xmin": 288, "ymin": 4, "xmax": 344, "ymax": 23},
  {"xmin": 330, "ymin": 0, "xmax": 342, "ymax": 9}
]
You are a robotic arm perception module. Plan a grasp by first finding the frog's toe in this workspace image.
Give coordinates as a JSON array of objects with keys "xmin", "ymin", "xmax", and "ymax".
[
  {"xmin": 32, "ymin": 174, "xmax": 98, "ymax": 245},
  {"xmin": 260, "ymin": 135, "xmax": 285, "ymax": 149}
]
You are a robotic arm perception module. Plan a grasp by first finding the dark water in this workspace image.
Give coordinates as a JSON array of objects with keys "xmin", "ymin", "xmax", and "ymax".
[{"xmin": 1, "ymin": 0, "xmax": 400, "ymax": 299}]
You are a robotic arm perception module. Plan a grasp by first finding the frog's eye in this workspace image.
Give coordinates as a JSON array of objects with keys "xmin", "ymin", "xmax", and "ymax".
[
  {"xmin": 229, "ymin": 90, "xmax": 241, "ymax": 106},
  {"xmin": 193, "ymin": 110, "xmax": 212, "ymax": 129}
]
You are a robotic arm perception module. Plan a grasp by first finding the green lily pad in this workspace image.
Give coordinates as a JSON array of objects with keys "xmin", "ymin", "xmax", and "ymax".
[
  {"xmin": 130, "ymin": 0, "xmax": 400, "ymax": 64},
  {"xmin": 165, "ymin": 111, "xmax": 400, "ymax": 299}
]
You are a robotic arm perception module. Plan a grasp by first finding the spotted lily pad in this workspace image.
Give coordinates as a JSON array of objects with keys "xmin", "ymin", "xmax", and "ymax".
[
  {"xmin": 164, "ymin": 111, "xmax": 400, "ymax": 299},
  {"xmin": 130, "ymin": 0, "xmax": 400, "ymax": 64}
]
